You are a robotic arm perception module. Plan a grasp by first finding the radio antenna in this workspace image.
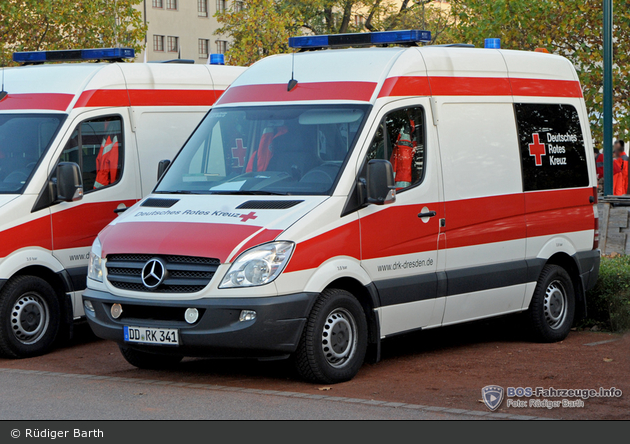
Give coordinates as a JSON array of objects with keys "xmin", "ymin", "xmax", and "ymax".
[
  {"xmin": 0, "ymin": 49, "xmax": 7, "ymax": 101},
  {"xmin": 287, "ymin": 50, "xmax": 298, "ymax": 92}
]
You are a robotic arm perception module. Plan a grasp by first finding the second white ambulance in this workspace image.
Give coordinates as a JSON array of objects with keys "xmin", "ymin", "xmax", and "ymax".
[
  {"xmin": 0, "ymin": 48, "xmax": 245, "ymax": 358},
  {"xmin": 83, "ymin": 32, "xmax": 600, "ymax": 383}
]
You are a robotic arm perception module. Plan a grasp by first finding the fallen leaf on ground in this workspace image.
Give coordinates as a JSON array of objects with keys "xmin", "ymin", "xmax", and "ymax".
[
  {"xmin": 318, "ymin": 387, "xmax": 332, "ymax": 391},
  {"xmin": 603, "ymin": 358, "xmax": 613, "ymax": 362}
]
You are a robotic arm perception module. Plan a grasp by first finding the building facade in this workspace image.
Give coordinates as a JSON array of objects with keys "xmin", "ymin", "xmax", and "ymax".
[{"xmin": 136, "ymin": 0, "xmax": 238, "ymax": 64}]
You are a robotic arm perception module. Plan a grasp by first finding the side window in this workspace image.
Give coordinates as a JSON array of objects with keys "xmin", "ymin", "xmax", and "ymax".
[
  {"xmin": 515, "ymin": 103, "xmax": 589, "ymax": 191},
  {"xmin": 59, "ymin": 116, "xmax": 124, "ymax": 192},
  {"xmin": 365, "ymin": 106, "xmax": 426, "ymax": 190}
]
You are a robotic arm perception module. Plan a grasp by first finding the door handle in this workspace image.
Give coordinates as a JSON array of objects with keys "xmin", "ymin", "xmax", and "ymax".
[{"xmin": 418, "ymin": 211, "xmax": 437, "ymax": 218}]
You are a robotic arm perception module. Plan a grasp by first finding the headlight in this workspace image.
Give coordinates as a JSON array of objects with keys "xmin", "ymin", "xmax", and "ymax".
[
  {"xmin": 219, "ymin": 241, "xmax": 294, "ymax": 288},
  {"xmin": 87, "ymin": 237, "xmax": 103, "ymax": 282}
]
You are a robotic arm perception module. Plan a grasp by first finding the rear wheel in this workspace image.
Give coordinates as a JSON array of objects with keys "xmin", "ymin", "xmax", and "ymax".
[
  {"xmin": 119, "ymin": 345, "xmax": 183, "ymax": 370},
  {"xmin": 294, "ymin": 288, "xmax": 368, "ymax": 383},
  {"xmin": 0, "ymin": 275, "xmax": 61, "ymax": 358},
  {"xmin": 527, "ymin": 264, "xmax": 575, "ymax": 342}
]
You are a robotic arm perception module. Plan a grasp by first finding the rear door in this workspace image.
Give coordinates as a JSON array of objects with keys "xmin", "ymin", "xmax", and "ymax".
[{"xmin": 358, "ymin": 99, "xmax": 445, "ymax": 336}]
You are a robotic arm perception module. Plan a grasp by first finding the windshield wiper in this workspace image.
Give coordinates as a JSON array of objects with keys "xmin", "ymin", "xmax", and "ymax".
[
  {"xmin": 211, "ymin": 190, "xmax": 289, "ymax": 196},
  {"xmin": 155, "ymin": 190, "xmax": 196, "ymax": 195}
]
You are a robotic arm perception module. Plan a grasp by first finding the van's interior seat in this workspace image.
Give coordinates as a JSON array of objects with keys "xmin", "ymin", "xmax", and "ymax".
[{"xmin": 266, "ymin": 131, "xmax": 319, "ymax": 180}]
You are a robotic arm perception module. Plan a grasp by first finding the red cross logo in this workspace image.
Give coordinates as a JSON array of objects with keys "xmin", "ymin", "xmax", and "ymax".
[
  {"xmin": 528, "ymin": 133, "xmax": 546, "ymax": 166},
  {"xmin": 239, "ymin": 211, "xmax": 257, "ymax": 223},
  {"xmin": 231, "ymin": 139, "xmax": 247, "ymax": 167}
]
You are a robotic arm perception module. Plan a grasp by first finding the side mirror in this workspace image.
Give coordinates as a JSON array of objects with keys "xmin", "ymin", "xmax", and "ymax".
[
  {"xmin": 366, "ymin": 159, "xmax": 396, "ymax": 205},
  {"xmin": 157, "ymin": 159, "xmax": 171, "ymax": 180},
  {"xmin": 56, "ymin": 162, "xmax": 83, "ymax": 202}
]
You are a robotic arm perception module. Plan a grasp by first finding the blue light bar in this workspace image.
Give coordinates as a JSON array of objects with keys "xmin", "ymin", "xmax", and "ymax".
[
  {"xmin": 13, "ymin": 48, "xmax": 135, "ymax": 63},
  {"xmin": 209, "ymin": 54, "xmax": 225, "ymax": 65},
  {"xmin": 288, "ymin": 30, "xmax": 431, "ymax": 49}
]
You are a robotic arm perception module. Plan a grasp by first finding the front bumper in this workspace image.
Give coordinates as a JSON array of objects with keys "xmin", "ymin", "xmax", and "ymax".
[{"xmin": 83, "ymin": 289, "xmax": 316, "ymax": 358}]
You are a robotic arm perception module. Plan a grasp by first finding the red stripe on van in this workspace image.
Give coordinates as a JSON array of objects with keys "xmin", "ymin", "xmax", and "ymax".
[
  {"xmin": 524, "ymin": 188, "xmax": 594, "ymax": 237},
  {"xmin": 284, "ymin": 219, "xmax": 361, "ymax": 273},
  {"xmin": 0, "ymin": 93, "xmax": 74, "ymax": 111},
  {"xmin": 429, "ymin": 76, "xmax": 513, "ymax": 96},
  {"xmin": 510, "ymin": 78, "xmax": 583, "ymax": 98},
  {"xmin": 285, "ymin": 188, "xmax": 593, "ymax": 273},
  {"xmin": 215, "ymin": 82, "xmax": 377, "ymax": 105},
  {"xmin": 444, "ymin": 194, "xmax": 526, "ymax": 249},
  {"xmin": 74, "ymin": 89, "xmax": 222, "ymax": 108},
  {"xmin": 99, "ymin": 222, "xmax": 261, "ymax": 262},
  {"xmin": 377, "ymin": 76, "xmax": 583, "ymax": 98},
  {"xmin": 51, "ymin": 200, "xmax": 138, "ymax": 251},
  {"xmin": 377, "ymin": 76, "xmax": 431, "ymax": 98},
  {"xmin": 0, "ymin": 216, "xmax": 52, "ymax": 258}
]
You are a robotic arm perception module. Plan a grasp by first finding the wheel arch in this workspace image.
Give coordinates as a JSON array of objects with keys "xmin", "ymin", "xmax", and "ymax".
[
  {"xmin": 12, "ymin": 265, "xmax": 74, "ymax": 329},
  {"xmin": 543, "ymin": 253, "xmax": 585, "ymax": 321},
  {"xmin": 324, "ymin": 277, "xmax": 381, "ymax": 363}
]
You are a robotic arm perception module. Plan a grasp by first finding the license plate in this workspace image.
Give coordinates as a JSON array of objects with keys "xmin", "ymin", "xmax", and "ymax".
[{"xmin": 124, "ymin": 326, "xmax": 179, "ymax": 346}]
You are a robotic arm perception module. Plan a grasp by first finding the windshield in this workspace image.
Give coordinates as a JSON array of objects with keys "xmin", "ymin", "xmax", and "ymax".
[
  {"xmin": 0, "ymin": 114, "xmax": 66, "ymax": 194},
  {"xmin": 156, "ymin": 104, "xmax": 370, "ymax": 195}
]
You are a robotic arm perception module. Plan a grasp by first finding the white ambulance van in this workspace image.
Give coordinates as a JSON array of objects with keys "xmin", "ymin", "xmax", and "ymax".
[
  {"xmin": 0, "ymin": 48, "xmax": 245, "ymax": 358},
  {"xmin": 83, "ymin": 32, "xmax": 600, "ymax": 383}
]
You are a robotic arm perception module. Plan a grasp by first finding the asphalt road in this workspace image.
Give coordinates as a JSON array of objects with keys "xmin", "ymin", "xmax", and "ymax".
[{"xmin": 0, "ymin": 370, "xmax": 488, "ymax": 420}]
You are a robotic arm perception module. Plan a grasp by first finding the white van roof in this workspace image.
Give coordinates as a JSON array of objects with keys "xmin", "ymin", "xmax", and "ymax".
[
  {"xmin": 0, "ymin": 62, "xmax": 246, "ymax": 112},
  {"xmin": 215, "ymin": 47, "xmax": 581, "ymax": 106}
]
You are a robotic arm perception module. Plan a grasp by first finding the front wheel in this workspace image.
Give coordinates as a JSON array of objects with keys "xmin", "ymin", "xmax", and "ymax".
[
  {"xmin": 0, "ymin": 275, "xmax": 61, "ymax": 358},
  {"xmin": 119, "ymin": 345, "xmax": 183, "ymax": 370},
  {"xmin": 526, "ymin": 264, "xmax": 575, "ymax": 342},
  {"xmin": 294, "ymin": 289, "xmax": 368, "ymax": 383}
]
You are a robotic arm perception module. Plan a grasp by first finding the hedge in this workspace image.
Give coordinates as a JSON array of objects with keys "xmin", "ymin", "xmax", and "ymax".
[{"xmin": 583, "ymin": 255, "xmax": 630, "ymax": 332}]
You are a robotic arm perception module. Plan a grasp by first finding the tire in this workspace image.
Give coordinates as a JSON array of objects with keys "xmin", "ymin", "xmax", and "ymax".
[
  {"xmin": 119, "ymin": 345, "xmax": 183, "ymax": 370},
  {"xmin": 294, "ymin": 289, "xmax": 368, "ymax": 384},
  {"xmin": 526, "ymin": 264, "xmax": 575, "ymax": 343},
  {"xmin": 0, "ymin": 275, "xmax": 61, "ymax": 358}
]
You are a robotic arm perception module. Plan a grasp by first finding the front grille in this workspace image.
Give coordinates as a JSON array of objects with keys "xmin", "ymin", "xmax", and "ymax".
[{"xmin": 106, "ymin": 254, "xmax": 220, "ymax": 293}]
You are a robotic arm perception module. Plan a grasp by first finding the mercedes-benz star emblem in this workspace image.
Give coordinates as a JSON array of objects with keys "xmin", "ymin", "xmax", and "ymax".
[{"xmin": 141, "ymin": 258, "xmax": 167, "ymax": 289}]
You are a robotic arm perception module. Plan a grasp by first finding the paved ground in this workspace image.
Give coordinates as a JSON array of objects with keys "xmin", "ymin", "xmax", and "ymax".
[
  {"xmin": 0, "ymin": 316, "xmax": 627, "ymax": 420},
  {"xmin": 0, "ymin": 370, "xmax": 490, "ymax": 420}
]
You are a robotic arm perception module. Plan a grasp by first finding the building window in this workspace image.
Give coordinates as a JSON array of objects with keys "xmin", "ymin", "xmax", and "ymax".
[
  {"xmin": 167, "ymin": 36, "xmax": 179, "ymax": 53},
  {"xmin": 198, "ymin": 0, "xmax": 208, "ymax": 16},
  {"xmin": 216, "ymin": 0, "xmax": 226, "ymax": 13},
  {"xmin": 153, "ymin": 35, "xmax": 165, "ymax": 52},
  {"xmin": 216, "ymin": 40, "xmax": 227, "ymax": 54},
  {"xmin": 166, "ymin": 0, "xmax": 178, "ymax": 10},
  {"xmin": 354, "ymin": 15, "xmax": 365, "ymax": 27},
  {"xmin": 199, "ymin": 39, "xmax": 209, "ymax": 58},
  {"xmin": 152, "ymin": 0, "xmax": 163, "ymax": 8},
  {"xmin": 234, "ymin": 1, "xmax": 244, "ymax": 12}
]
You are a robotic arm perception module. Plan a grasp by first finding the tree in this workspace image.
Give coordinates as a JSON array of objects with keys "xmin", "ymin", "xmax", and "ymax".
[
  {"xmin": 450, "ymin": 0, "xmax": 630, "ymax": 142},
  {"xmin": 0, "ymin": 0, "xmax": 147, "ymax": 67},
  {"xmin": 215, "ymin": 0, "xmax": 298, "ymax": 66},
  {"xmin": 382, "ymin": 0, "xmax": 456, "ymax": 44}
]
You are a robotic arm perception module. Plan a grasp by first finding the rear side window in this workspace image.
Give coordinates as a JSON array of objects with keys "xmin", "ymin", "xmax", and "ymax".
[{"xmin": 515, "ymin": 103, "xmax": 588, "ymax": 191}]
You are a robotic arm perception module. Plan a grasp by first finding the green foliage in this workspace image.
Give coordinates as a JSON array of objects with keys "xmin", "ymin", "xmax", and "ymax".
[
  {"xmin": 450, "ymin": 0, "xmax": 630, "ymax": 143},
  {"xmin": 215, "ymin": 0, "xmax": 298, "ymax": 66},
  {"xmin": 0, "ymin": 0, "xmax": 147, "ymax": 66},
  {"xmin": 584, "ymin": 255, "xmax": 630, "ymax": 332}
]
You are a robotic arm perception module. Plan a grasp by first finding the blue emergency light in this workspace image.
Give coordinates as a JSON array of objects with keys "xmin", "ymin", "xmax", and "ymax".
[
  {"xmin": 13, "ymin": 48, "xmax": 135, "ymax": 63},
  {"xmin": 288, "ymin": 30, "xmax": 431, "ymax": 49}
]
